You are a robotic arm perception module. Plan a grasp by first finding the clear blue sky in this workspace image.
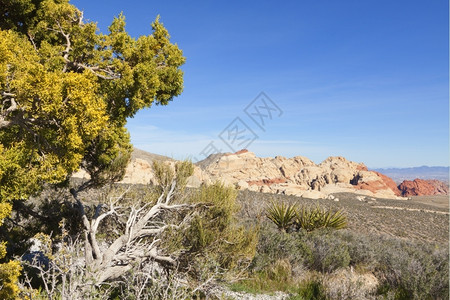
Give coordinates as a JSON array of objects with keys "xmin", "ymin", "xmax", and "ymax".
[{"xmin": 72, "ymin": 0, "xmax": 449, "ymax": 168}]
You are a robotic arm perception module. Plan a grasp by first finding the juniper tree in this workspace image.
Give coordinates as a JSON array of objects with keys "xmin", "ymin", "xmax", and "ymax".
[{"xmin": 0, "ymin": 1, "xmax": 185, "ymax": 297}]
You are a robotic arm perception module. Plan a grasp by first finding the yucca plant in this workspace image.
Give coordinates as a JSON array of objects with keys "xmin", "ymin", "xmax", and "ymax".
[
  {"xmin": 321, "ymin": 208, "xmax": 347, "ymax": 229},
  {"xmin": 266, "ymin": 201, "xmax": 298, "ymax": 232},
  {"xmin": 295, "ymin": 205, "xmax": 347, "ymax": 232}
]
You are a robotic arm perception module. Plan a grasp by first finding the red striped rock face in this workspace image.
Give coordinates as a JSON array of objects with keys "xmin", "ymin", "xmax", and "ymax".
[{"xmin": 398, "ymin": 179, "xmax": 449, "ymax": 196}]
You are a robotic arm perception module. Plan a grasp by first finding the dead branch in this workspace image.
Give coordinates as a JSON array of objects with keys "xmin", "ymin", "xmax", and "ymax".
[{"xmin": 69, "ymin": 178, "xmax": 197, "ymax": 286}]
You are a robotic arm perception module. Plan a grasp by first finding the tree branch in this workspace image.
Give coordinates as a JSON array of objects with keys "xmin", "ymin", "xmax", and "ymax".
[{"xmin": 0, "ymin": 92, "xmax": 19, "ymax": 128}]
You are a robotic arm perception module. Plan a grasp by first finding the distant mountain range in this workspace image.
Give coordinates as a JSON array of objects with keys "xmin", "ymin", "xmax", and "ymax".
[{"xmin": 371, "ymin": 166, "xmax": 449, "ymax": 183}]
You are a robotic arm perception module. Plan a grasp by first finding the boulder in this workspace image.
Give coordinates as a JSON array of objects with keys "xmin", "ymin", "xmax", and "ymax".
[
  {"xmin": 301, "ymin": 190, "xmax": 327, "ymax": 199},
  {"xmin": 120, "ymin": 158, "xmax": 156, "ymax": 185},
  {"xmin": 186, "ymin": 175, "xmax": 202, "ymax": 188}
]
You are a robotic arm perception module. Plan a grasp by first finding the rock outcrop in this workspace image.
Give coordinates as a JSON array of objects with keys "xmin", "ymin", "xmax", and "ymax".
[
  {"xmin": 73, "ymin": 148, "xmax": 407, "ymax": 200},
  {"xmin": 398, "ymin": 179, "xmax": 449, "ymax": 196},
  {"xmin": 120, "ymin": 158, "xmax": 157, "ymax": 185},
  {"xmin": 352, "ymin": 171, "xmax": 401, "ymax": 197},
  {"xmin": 195, "ymin": 149, "xmax": 403, "ymax": 199}
]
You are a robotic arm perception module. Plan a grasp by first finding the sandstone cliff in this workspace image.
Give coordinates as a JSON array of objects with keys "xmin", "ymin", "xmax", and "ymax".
[
  {"xmin": 398, "ymin": 179, "xmax": 449, "ymax": 196},
  {"xmin": 73, "ymin": 148, "xmax": 406, "ymax": 200},
  {"xmin": 195, "ymin": 149, "xmax": 403, "ymax": 199}
]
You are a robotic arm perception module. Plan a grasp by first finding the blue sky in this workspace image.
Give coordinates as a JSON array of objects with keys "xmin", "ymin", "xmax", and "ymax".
[{"xmin": 72, "ymin": 0, "xmax": 449, "ymax": 168}]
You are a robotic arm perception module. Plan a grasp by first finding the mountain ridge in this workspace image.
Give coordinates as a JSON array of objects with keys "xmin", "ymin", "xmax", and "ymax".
[
  {"xmin": 73, "ymin": 148, "xmax": 448, "ymax": 198},
  {"xmin": 371, "ymin": 166, "xmax": 449, "ymax": 183}
]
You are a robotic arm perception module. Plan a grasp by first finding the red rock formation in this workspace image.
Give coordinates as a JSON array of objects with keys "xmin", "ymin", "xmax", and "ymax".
[
  {"xmin": 374, "ymin": 171, "xmax": 402, "ymax": 196},
  {"xmin": 352, "ymin": 171, "xmax": 402, "ymax": 196},
  {"xmin": 356, "ymin": 164, "xmax": 368, "ymax": 171},
  {"xmin": 234, "ymin": 149, "xmax": 249, "ymax": 155},
  {"xmin": 398, "ymin": 179, "xmax": 449, "ymax": 196}
]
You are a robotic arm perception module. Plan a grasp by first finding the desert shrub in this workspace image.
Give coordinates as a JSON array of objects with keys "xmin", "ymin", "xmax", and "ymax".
[
  {"xmin": 303, "ymin": 230, "xmax": 351, "ymax": 273},
  {"xmin": 373, "ymin": 239, "xmax": 449, "ymax": 299},
  {"xmin": 250, "ymin": 224, "xmax": 312, "ymax": 276},
  {"xmin": 266, "ymin": 259, "xmax": 292, "ymax": 283},
  {"xmin": 178, "ymin": 182, "xmax": 258, "ymax": 279},
  {"xmin": 231, "ymin": 259, "xmax": 296, "ymax": 293},
  {"xmin": 333, "ymin": 230, "xmax": 378, "ymax": 271},
  {"xmin": 295, "ymin": 277, "xmax": 326, "ymax": 300},
  {"xmin": 229, "ymin": 224, "xmax": 312, "ymax": 294},
  {"xmin": 314, "ymin": 230, "xmax": 449, "ymax": 299},
  {"xmin": 240, "ymin": 219, "xmax": 449, "ymax": 299},
  {"xmin": 320, "ymin": 268, "xmax": 379, "ymax": 300}
]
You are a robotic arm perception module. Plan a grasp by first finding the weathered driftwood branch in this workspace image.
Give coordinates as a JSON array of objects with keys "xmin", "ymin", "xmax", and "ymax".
[{"xmin": 71, "ymin": 179, "xmax": 193, "ymax": 285}]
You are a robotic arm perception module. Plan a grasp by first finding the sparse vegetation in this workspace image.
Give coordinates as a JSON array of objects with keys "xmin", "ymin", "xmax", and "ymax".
[
  {"xmin": 1, "ymin": 179, "xmax": 447, "ymax": 299},
  {"xmin": 230, "ymin": 191, "xmax": 449, "ymax": 300},
  {"xmin": 10, "ymin": 163, "xmax": 258, "ymax": 299}
]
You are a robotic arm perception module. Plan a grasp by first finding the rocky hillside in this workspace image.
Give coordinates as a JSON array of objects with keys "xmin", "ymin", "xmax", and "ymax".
[
  {"xmin": 74, "ymin": 148, "xmax": 448, "ymax": 199},
  {"xmin": 194, "ymin": 149, "xmax": 402, "ymax": 199}
]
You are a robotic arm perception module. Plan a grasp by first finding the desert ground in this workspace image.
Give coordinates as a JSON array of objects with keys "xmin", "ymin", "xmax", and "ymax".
[{"xmin": 237, "ymin": 190, "xmax": 449, "ymax": 245}]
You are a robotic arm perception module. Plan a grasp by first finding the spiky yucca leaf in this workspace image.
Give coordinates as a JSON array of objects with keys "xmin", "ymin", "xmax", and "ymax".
[
  {"xmin": 321, "ymin": 208, "xmax": 347, "ymax": 230},
  {"xmin": 266, "ymin": 201, "xmax": 297, "ymax": 232},
  {"xmin": 295, "ymin": 205, "xmax": 347, "ymax": 232}
]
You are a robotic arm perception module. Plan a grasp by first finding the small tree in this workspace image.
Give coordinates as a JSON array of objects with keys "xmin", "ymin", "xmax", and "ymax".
[
  {"xmin": 0, "ymin": 0, "xmax": 185, "ymax": 201},
  {"xmin": 0, "ymin": 0, "xmax": 185, "ymax": 294}
]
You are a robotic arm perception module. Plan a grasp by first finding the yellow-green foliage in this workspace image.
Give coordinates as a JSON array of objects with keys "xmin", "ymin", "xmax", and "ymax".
[
  {"xmin": 152, "ymin": 160, "xmax": 194, "ymax": 196},
  {"xmin": 0, "ymin": 242, "xmax": 22, "ymax": 299},
  {"xmin": 0, "ymin": 0, "xmax": 185, "ymax": 202},
  {"xmin": 185, "ymin": 183, "xmax": 258, "ymax": 274}
]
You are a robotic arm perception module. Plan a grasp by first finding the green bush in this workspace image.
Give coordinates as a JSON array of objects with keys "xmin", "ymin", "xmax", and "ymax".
[
  {"xmin": 179, "ymin": 182, "xmax": 258, "ymax": 279},
  {"xmin": 251, "ymin": 224, "xmax": 312, "ymax": 276},
  {"xmin": 230, "ymin": 259, "xmax": 296, "ymax": 294},
  {"xmin": 373, "ymin": 239, "xmax": 449, "ymax": 299},
  {"xmin": 304, "ymin": 230, "xmax": 351, "ymax": 273},
  {"xmin": 308, "ymin": 230, "xmax": 449, "ymax": 299},
  {"xmin": 295, "ymin": 277, "xmax": 326, "ymax": 300}
]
